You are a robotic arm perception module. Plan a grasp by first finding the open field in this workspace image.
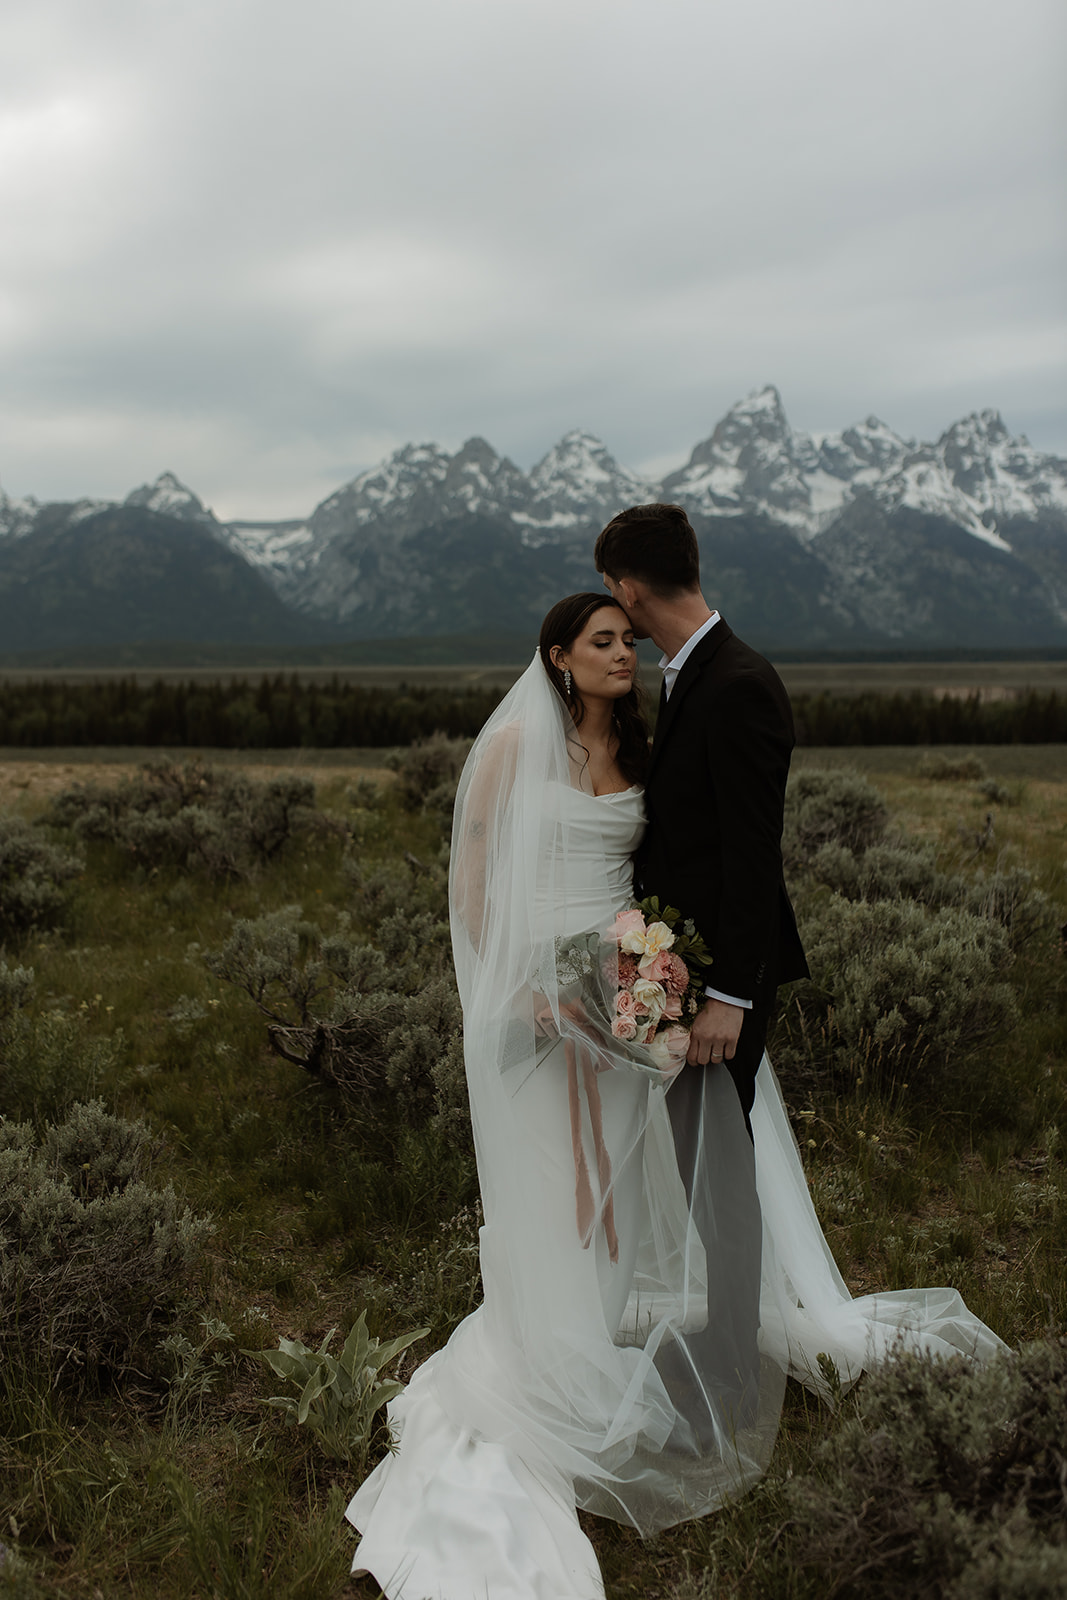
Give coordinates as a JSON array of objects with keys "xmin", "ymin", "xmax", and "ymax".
[
  {"xmin": 4, "ymin": 742, "xmax": 1067, "ymax": 808},
  {"xmin": 1, "ymin": 746, "xmax": 1064, "ymax": 1597}
]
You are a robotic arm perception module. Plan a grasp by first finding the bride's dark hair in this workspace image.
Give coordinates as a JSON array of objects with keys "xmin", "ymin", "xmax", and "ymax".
[{"xmin": 538, "ymin": 593, "xmax": 649, "ymax": 786}]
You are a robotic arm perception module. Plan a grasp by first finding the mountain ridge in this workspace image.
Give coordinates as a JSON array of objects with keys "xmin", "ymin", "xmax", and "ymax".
[{"xmin": 3, "ymin": 389, "xmax": 1066, "ymax": 652}]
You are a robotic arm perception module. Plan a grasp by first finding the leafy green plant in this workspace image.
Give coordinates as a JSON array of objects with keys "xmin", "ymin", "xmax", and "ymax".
[{"xmin": 244, "ymin": 1311, "xmax": 428, "ymax": 1467}]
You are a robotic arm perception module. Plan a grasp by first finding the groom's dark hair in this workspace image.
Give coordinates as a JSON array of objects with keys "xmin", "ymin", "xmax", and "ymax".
[{"xmin": 594, "ymin": 503, "xmax": 700, "ymax": 596}]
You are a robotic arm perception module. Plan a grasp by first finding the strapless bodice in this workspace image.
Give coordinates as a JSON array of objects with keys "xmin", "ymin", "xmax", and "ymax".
[{"xmin": 536, "ymin": 782, "xmax": 645, "ymax": 939}]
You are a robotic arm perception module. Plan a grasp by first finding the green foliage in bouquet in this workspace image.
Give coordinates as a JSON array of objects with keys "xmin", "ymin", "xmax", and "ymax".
[
  {"xmin": 243, "ymin": 1311, "xmax": 428, "ymax": 1468},
  {"xmin": 635, "ymin": 896, "xmax": 713, "ymax": 980},
  {"xmin": 0, "ymin": 815, "xmax": 82, "ymax": 941}
]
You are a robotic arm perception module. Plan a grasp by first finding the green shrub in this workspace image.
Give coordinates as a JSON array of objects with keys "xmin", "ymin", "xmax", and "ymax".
[
  {"xmin": 0, "ymin": 816, "xmax": 82, "ymax": 941},
  {"xmin": 48, "ymin": 760, "xmax": 324, "ymax": 880},
  {"xmin": 917, "ymin": 751, "xmax": 988, "ymax": 780},
  {"xmin": 387, "ymin": 732, "xmax": 472, "ymax": 814},
  {"xmin": 783, "ymin": 768, "xmax": 890, "ymax": 871},
  {"xmin": 0, "ymin": 1100, "xmax": 211, "ymax": 1379},
  {"xmin": 0, "ymin": 963, "xmax": 122, "ymax": 1124},
  {"xmin": 800, "ymin": 895, "xmax": 1019, "ymax": 1088},
  {"xmin": 244, "ymin": 1310, "xmax": 428, "ymax": 1469},
  {"xmin": 811, "ymin": 842, "xmax": 1052, "ymax": 949},
  {"xmin": 977, "ymin": 776, "xmax": 1019, "ymax": 806},
  {"xmin": 782, "ymin": 1340, "xmax": 1067, "ymax": 1599},
  {"xmin": 203, "ymin": 906, "xmax": 467, "ymax": 1131},
  {"xmin": 345, "ymin": 850, "xmax": 449, "ymax": 927}
]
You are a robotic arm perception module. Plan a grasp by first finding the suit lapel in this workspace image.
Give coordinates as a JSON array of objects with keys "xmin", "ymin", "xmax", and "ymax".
[{"xmin": 648, "ymin": 620, "xmax": 733, "ymax": 778}]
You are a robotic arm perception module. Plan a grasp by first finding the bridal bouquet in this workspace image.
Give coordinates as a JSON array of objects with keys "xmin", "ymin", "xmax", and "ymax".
[{"xmin": 553, "ymin": 897, "xmax": 712, "ymax": 1080}]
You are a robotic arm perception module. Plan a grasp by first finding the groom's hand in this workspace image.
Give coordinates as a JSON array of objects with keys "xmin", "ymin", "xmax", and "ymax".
[{"xmin": 688, "ymin": 998, "xmax": 744, "ymax": 1067}]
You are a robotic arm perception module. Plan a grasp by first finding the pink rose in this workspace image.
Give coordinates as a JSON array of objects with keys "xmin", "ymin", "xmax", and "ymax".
[
  {"xmin": 607, "ymin": 908, "xmax": 645, "ymax": 944},
  {"xmin": 662, "ymin": 953, "xmax": 689, "ymax": 996},
  {"xmin": 612, "ymin": 1015, "xmax": 638, "ymax": 1040},
  {"xmin": 615, "ymin": 990, "xmax": 636, "ymax": 1019},
  {"xmin": 663, "ymin": 993, "xmax": 683, "ymax": 1020}
]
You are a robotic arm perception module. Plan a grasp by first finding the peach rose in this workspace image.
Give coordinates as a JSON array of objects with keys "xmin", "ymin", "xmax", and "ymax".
[{"xmin": 607, "ymin": 908, "xmax": 645, "ymax": 944}]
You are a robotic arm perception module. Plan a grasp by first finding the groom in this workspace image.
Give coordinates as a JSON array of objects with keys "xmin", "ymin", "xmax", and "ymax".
[{"xmin": 595, "ymin": 502, "xmax": 807, "ymax": 1424}]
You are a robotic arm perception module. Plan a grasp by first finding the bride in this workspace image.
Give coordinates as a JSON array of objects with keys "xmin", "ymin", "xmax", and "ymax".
[{"xmin": 346, "ymin": 593, "xmax": 1004, "ymax": 1600}]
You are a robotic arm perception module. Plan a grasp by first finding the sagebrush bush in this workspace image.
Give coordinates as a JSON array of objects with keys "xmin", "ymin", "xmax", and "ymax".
[
  {"xmin": 345, "ymin": 850, "xmax": 449, "ymax": 927},
  {"xmin": 48, "ymin": 759, "xmax": 326, "ymax": 880},
  {"xmin": 917, "ymin": 751, "xmax": 988, "ymax": 780},
  {"xmin": 0, "ymin": 962, "xmax": 122, "ymax": 1124},
  {"xmin": 783, "ymin": 1340, "xmax": 1067, "ymax": 1599},
  {"xmin": 0, "ymin": 1100, "xmax": 211, "ymax": 1379},
  {"xmin": 0, "ymin": 815, "xmax": 83, "ymax": 941},
  {"xmin": 783, "ymin": 768, "xmax": 890, "ymax": 870},
  {"xmin": 811, "ymin": 841, "xmax": 1052, "ymax": 949},
  {"xmin": 387, "ymin": 732, "xmax": 472, "ymax": 815},
  {"xmin": 204, "ymin": 905, "xmax": 467, "ymax": 1131},
  {"xmin": 800, "ymin": 895, "xmax": 1019, "ymax": 1087}
]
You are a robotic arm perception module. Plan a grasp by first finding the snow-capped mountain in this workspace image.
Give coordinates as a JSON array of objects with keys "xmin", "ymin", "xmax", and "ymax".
[
  {"xmin": 3, "ymin": 391, "xmax": 1066, "ymax": 652},
  {"xmin": 123, "ymin": 469, "xmax": 217, "ymax": 525}
]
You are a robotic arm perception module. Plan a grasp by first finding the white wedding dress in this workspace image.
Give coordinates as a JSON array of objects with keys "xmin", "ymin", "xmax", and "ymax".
[{"xmin": 346, "ymin": 660, "xmax": 1005, "ymax": 1600}]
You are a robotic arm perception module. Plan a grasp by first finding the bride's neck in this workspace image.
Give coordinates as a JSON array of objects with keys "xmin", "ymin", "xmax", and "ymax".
[{"xmin": 572, "ymin": 695, "xmax": 615, "ymax": 747}]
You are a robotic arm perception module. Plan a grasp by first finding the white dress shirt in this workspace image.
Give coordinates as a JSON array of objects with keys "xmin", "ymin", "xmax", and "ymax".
[{"xmin": 658, "ymin": 611, "xmax": 751, "ymax": 1012}]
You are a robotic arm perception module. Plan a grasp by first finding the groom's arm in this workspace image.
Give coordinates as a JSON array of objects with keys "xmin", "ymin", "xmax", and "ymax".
[{"xmin": 702, "ymin": 671, "xmax": 794, "ymax": 1004}]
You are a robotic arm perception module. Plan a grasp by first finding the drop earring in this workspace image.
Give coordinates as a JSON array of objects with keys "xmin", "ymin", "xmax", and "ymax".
[{"xmin": 563, "ymin": 668, "xmax": 572, "ymax": 696}]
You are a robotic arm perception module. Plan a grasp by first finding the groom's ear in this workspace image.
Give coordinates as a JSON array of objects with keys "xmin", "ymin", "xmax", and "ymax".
[{"xmin": 617, "ymin": 577, "xmax": 641, "ymax": 611}]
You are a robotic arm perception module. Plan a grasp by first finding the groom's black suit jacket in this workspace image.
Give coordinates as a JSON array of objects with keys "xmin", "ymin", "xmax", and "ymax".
[{"xmin": 634, "ymin": 619, "xmax": 808, "ymax": 1018}]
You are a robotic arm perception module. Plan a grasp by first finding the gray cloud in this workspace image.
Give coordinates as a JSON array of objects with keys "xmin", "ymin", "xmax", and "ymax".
[{"xmin": 1, "ymin": 0, "xmax": 1064, "ymax": 518}]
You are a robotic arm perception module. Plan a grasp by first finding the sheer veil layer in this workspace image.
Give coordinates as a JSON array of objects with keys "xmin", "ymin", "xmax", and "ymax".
[{"xmin": 346, "ymin": 655, "xmax": 1005, "ymax": 1600}]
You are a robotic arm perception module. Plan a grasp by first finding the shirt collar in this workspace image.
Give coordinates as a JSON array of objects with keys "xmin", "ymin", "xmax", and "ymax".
[{"xmin": 659, "ymin": 611, "xmax": 721, "ymax": 681}]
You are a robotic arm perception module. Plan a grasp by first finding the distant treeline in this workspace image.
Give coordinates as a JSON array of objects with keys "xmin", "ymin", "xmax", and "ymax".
[
  {"xmin": 791, "ymin": 690, "xmax": 1067, "ymax": 746},
  {"xmin": 0, "ymin": 676, "xmax": 504, "ymax": 749},
  {"xmin": 0, "ymin": 676, "xmax": 1065, "ymax": 749}
]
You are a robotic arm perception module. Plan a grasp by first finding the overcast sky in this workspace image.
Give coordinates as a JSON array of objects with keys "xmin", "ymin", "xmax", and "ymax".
[{"xmin": 1, "ymin": 0, "xmax": 1064, "ymax": 520}]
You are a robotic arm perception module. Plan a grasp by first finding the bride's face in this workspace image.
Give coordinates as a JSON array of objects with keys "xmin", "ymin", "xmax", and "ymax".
[{"xmin": 554, "ymin": 607, "xmax": 637, "ymax": 704}]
